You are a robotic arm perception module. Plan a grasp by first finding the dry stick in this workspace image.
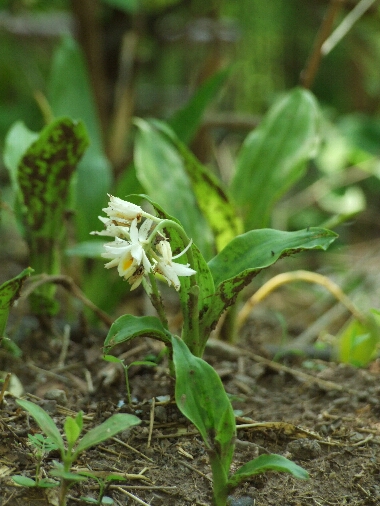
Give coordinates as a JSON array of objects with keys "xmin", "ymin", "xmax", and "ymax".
[
  {"xmin": 22, "ymin": 274, "xmax": 113, "ymax": 327},
  {"xmin": 113, "ymin": 487, "xmax": 151, "ymax": 506},
  {"xmin": 237, "ymin": 270, "xmax": 365, "ymax": 331},
  {"xmin": 300, "ymin": 0, "xmax": 344, "ymax": 89},
  {"xmin": 147, "ymin": 397, "xmax": 155, "ymax": 449},
  {"xmin": 322, "ymin": 0, "xmax": 378, "ymax": 55}
]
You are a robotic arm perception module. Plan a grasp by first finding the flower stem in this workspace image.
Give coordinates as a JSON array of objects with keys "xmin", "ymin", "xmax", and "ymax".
[{"xmin": 152, "ymin": 219, "xmax": 200, "ymax": 355}]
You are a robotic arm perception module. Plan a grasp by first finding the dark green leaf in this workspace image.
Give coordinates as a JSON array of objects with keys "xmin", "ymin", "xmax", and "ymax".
[
  {"xmin": 103, "ymin": 314, "xmax": 172, "ymax": 353},
  {"xmin": 172, "ymin": 336, "xmax": 235, "ymax": 476},
  {"xmin": 74, "ymin": 414, "xmax": 140, "ymax": 457},
  {"xmin": 202, "ymin": 227, "xmax": 337, "ymax": 336},
  {"xmin": 169, "ymin": 69, "xmax": 230, "ymax": 144},
  {"xmin": 228, "ymin": 454, "xmax": 309, "ymax": 490},
  {"xmin": 0, "ymin": 267, "xmax": 34, "ymax": 337},
  {"xmin": 230, "ymin": 87, "xmax": 320, "ymax": 230},
  {"xmin": 16, "ymin": 400, "xmax": 64, "ymax": 452},
  {"xmin": 18, "ymin": 116, "xmax": 89, "ymax": 239},
  {"xmin": 100, "ymin": 0, "xmax": 139, "ymax": 13}
]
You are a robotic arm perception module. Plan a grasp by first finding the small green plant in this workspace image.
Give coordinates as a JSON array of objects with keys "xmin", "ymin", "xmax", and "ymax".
[
  {"xmin": 16, "ymin": 399, "xmax": 140, "ymax": 506},
  {"xmin": 12, "ymin": 433, "xmax": 59, "ymax": 489},
  {"xmin": 103, "ymin": 354, "xmax": 157, "ymax": 404},
  {"xmin": 79, "ymin": 472, "xmax": 126, "ymax": 505},
  {"xmin": 171, "ymin": 335, "xmax": 309, "ymax": 505}
]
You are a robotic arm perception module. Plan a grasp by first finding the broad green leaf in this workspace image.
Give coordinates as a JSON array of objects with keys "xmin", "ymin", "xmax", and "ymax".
[
  {"xmin": 18, "ymin": 116, "xmax": 89, "ymax": 239},
  {"xmin": 3, "ymin": 122, "xmax": 38, "ymax": 194},
  {"xmin": 169, "ymin": 69, "xmax": 230, "ymax": 145},
  {"xmin": 202, "ymin": 227, "xmax": 337, "ymax": 336},
  {"xmin": 0, "ymin": 267, "xmax": 34, "ymax": 337},
  {"xmin": 228, "ymin": 454, "xmax": 309, "ymax": 490},
  {"xmin": 48, "ymin": 36, "xmax": 112, "ymax": 240},
  {"xmin": 230, "ymin": 87, "xmax": 320, "ymax": 230},
  {"xmin": 74, "ymin": 413, "xmax": 140, "ymax": 457},
  {"xmin": 16, "ymin": 400, "xmax": 64, "ymax": 452},
  {"xmin": 152, "ymin": 120, "xmax": 243, "ymax": 252},
  {"xmin": 172, "ymin": 336, "xmax": 235, "ymax": 476},
  {"xmin": 337, "ymin": 317, "xmax": 379, "ymax": 367},
  {"xmin": 12, "ymin": 476, "xmax": 37, "ymax": 487},
  {"xmin": 133, "ymin": 118, "xmax": 213, "ymax": 257},
  {"xmin": 103, "ymin": 314, "xmax": 172, "ymax": 353}
]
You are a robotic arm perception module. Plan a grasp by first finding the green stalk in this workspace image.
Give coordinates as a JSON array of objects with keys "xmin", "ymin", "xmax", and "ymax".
[
  {"xmin": 209, "ymin": 453, "xmax": 229, "ymax": 506},
  {"xmin": 149, "ymin": 219, "xmax": 200, "ymax": 355}
]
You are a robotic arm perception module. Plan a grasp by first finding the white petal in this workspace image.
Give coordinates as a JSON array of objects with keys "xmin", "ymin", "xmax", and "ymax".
[
  {"xmin": 171, "ymin": 262, "xmax": 196, "ymax": 277},
  {"xmin": 129, "ymin": 218, "xmax": 139, "ymax": 244},
  {"xmin": 157, "ymin": 262, "xmax": 180, "ymax": 290},
  {"xmin": 139, "ymin": 219, "xmax": 153, "ymax": 241}
]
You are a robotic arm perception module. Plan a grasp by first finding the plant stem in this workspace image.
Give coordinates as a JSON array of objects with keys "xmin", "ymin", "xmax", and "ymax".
[
  {"xmin": 209, "ymin": 453, "xmax": 229, "ymax": 506},
  {"xmin": 151, "ymin": 219, "xmax": 200, "ymax": 355}
]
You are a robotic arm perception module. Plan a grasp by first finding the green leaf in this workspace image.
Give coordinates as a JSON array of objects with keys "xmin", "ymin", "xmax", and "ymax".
[
  {"xmin": 64, "ymin": 416, "xmax": 82, "ymax": 447},
  {"xmin": 337, "ymin": 317, "xmax": 379, "ymax": 367},
  {"xmin": 202, "ymin": 227, "xmax": 337, "ymax": 336},
  {"xmin": 16, "ymin": 400, "xmax": 64, "ymax": 453},
  {"xmin": 152, "ymin": 120, "xmax": 243, "ymax": 252},
  {"xmin": 74, "ymin": 413, "xmax": 140, "ymax": 457},
  {"xmin": 230, "ymin": 87, "xmax": 320, "ymax": 230},
  {"xmin": 103, "ymin": 315, "xmax": 172, "ymax": 353},
  {"xmin": 17, "ymin": 116, "xmax": 89, "ymax": 240},
  {"xmin": 228, "ymin": 454, "xmax": 309, "ymax": 490},
  {"xmin": 169, "ymin": 69, "xmax": 230, "ymax": 144},
  {"xmin": 133, "ymin": 118, "xmax": 213, "ymax": 257},
  {"xmin": 12, "ymin": 475, "xmax": 37, "ymax": 487},
  {"xmin": 0, "ymin": 267, "xmax": 34, "ymax": 337},
  {"xmin": 172, "ymin": 336, "xmax": 235, "ymax": 476},
  {"xmin": 48, "ymin": 36, "xmax": 113, "ymax": 240},
  {"xmin": 3, "ymin": 121, "xmax": 38, "ymax": 195}
]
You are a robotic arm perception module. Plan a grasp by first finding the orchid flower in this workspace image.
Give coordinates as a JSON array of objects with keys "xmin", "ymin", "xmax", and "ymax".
[
  {"xmin": 102, "ymin": 218, "xmax": 153, "ymax": 290},
  {"xmin": 154, "ymin": 240, "xmax": 196, "ymax": 291}
]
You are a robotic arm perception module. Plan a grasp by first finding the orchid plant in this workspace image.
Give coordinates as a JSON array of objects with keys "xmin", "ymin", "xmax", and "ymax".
[
  {"xmin": 98, "ymin": 194, "xmax": 337, "ymax": 359},
  {"xmin": 97, "ymin": 194, "xmax": 336, "ymax": 505}
]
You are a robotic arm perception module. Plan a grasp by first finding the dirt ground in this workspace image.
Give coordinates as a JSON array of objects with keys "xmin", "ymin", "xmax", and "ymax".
[{"xmin": 1, "ymin": 239, "xmax": 380, "ymax": 506}]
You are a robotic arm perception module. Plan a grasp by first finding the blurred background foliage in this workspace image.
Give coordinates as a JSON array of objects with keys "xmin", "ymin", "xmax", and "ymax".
[{"xmin": 2, "ymin": 0, "xmax": 380, "ymax": 294}]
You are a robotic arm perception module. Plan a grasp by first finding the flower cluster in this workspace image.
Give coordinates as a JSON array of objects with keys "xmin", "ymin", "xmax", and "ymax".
[{"xmin": 92, "ymin": 195, "xmax": 196, "ymax": 290}]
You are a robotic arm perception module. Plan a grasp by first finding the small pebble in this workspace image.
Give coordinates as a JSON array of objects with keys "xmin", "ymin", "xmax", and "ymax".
[
  {"xmin": 44, "ymin": 388, "xmax": 68, "ymax": 406},
  {"xmin": 287, "ymin": 438, "xmax": 321, "ymax": 460},
  {"xmin": 227, "ymin": 496, "xmax": 255, "ymax": 506}
]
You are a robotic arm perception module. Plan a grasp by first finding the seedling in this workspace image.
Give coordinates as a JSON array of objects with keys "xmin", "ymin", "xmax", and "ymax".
[
  {"xmin": 16, "ymin": 399, "xmax": 140, "ymax": 506},
  {"xmin": 171, "ymin": 336, "xmax": 309, "ymax": 505},
  {"xmin": 12, "ymin": 434, "xmax": 59, "ymax": 489},
  {"xmin": 103, "ymin": 354, "xmax": 157, "ymax": 404},
  {"xmin": 79, "ymin": 472, "xmax": 126, "ymax": 505}
]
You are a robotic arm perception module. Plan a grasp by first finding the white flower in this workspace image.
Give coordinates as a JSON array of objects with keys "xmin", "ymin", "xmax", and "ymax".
[
  {"xmin": 102, "ymin": 195, "xmax": 144, "ymax": 226},
  {"xmin": 102, "ymin": 218, "xmax": 153, "ymax": 289},
  {"xmin": 154, "ymin": 240, "xmax": 196, "ymax": 291}
]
